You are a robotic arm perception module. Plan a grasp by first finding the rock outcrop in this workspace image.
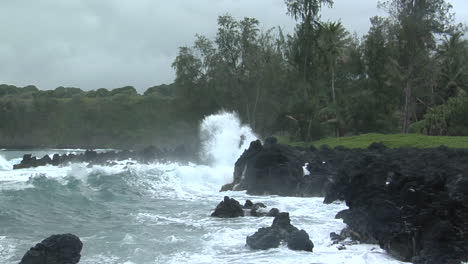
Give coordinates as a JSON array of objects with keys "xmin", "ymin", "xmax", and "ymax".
[
  {"xmin": 19, "ymin": 233, "xmax": 83, "ymax": 264},
  {"xmin": 323, "ymin": 146, "xmax": 468, "ymax": 264},
  {"xmin": 246, "ymin": 212, "xmax": 314, "ymax": 252},
  {"xmin": 225, "ymin": 138, "xmax": 468, "ymax": 263},
  {"xmin": 13, "ymin": 145, "xmax": 194, "ymax": 169},
  {"xmin": 211, "ymin": 196, "xmax": 245, "ymax": 218},
  {"xmin": 211, "ymin": 197, "xmax": 280, "ymax": 218},
  {"xmin": 287, "ymin": 230, "xmax": 314, "ymax": 251}
]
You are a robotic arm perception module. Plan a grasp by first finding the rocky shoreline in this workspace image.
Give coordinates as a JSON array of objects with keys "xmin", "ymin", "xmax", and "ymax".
[
  {"xmin": 12, "ymin": 145, "xmax": 194, "ymax": 169},
  {"xmin": 12, "ymin": 137, "xmax": 468, "ymax": 264},
  {"xmin": 221, "ymin": 137, "xmax": 468, "ymax": 264}
]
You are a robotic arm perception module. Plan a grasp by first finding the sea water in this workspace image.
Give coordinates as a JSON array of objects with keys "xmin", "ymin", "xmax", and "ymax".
[{"xmin": 0, "ymin": 112, "xmax": 408, "ymax": 264}]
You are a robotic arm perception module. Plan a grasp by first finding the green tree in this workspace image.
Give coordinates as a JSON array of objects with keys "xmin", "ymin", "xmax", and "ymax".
[
  {"xmin": 436, "ymin": 32, "xmax": 468, "ymax": 100},
  {"xmin": 284, "ymin": 0, "xmax": 333, "ymax": 84},
  {"xmin": 380, "ymin": 0, "xmax": 456, "ymax": 132}
]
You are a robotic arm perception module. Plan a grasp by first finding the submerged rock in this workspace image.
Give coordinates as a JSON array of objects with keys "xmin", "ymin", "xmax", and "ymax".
[
  {"xmin": 19, "ymin": 233, "xmax": 83, "ymax": 264},
  {"xmin": 211, "ymin": 196, "xmax": 244, "ymax": 218}
]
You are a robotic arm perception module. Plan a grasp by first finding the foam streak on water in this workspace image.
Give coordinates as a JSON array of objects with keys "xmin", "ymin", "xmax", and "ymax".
[{"xmin": 0, "ymin": 112, "xmax": 409, "ymax": 264}]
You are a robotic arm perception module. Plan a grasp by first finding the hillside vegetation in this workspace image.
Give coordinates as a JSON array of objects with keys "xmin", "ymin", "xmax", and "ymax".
[
  {"xmin": 2, "ymin": 0, "xmax": 468, "ymax": 148},
  {"xmin": 277, "ymin": 133, "xmax": 468, "ymax": 149}
]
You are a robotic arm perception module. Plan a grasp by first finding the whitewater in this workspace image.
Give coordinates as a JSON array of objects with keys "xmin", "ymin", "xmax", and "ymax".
[{"xmin": 0, "ymin": 112, "xmax": 407, "ymax": 264}]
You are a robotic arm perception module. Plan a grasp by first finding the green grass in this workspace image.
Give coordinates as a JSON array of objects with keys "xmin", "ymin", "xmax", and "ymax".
[{"xmin": 276, "ymin": 133, "xmax": 468, "ymax": 149}]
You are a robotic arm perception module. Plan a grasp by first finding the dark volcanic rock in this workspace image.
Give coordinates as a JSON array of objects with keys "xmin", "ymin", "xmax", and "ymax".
[
  {"xmin": 222, "ymin": 138, "xmax": 330, "ymax": 196},
  {"xmin": 323, "ymin": 146, "xmax": 468, "ymax": 264},
  {"xmin": 241, "ymin": 200, "xmax": 278, "ymax": 217},
  {"xmin": 267, "ymin": 208, "xmax": 280, "ymax": 217},
  {"xmin": 19, "ymin": 233, "xmax": 82, "ymax": 264},
  {"xmin": 287, "ymin": 230, "xmax": 314, "ymax": 252},
  {"xmin": 247, "ymin": 212, "xmax": 313, "ymax": 251},
  {"xmin": 246, "ymin": 227, "xmax": 282, "ymax": 250},
  {"xmin": 13, "ymin": 144, "xmax": 197, "ymax": 169},
  {"xmin": 211, "ymin": 196, "xmax": 244, "ymax": 218},
  {"xmin": 244, "ymin": 200, "xmax": 254, "ymax": 208},
  {"xmin": 228, "ymin": 138, "xmax": 468, "ymax": 263}
]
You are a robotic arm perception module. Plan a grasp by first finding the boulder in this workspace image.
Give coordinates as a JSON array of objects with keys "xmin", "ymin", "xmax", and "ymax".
[
  {"xmin": 246, "ymin": 227, "xmax": 281, "ymax": 250},
  {"xmin": 247, "ymin": 212, "xmax": 312, "ymax": 251},
  {"xmin": 211, "ymin": 196, "xmax": 244, "ymax": 218},
  {"xmin": 287, "ymin": 230, "xmax": 314, "ymax": 252},
  {"xmin": 19, "ymin": 233, "xmax": 82, "ymax": 264},
  {"xmin": 267, "ymin": 208, "xmax": 280, "ymax": 217},
  {"xmin": 250, "ymin": 203, "xmax": 267, "ymax": 216},
  {"xmin": 244, "ymin": 200, "xmax": 254, "ymax": 208}
]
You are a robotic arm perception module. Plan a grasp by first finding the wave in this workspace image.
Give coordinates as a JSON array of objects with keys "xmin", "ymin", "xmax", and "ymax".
[
  {"xmin": 0, "ymin": 111, "xmax": 258, "ymax": 223},
  {"xmin": 0, "ymin": 155, "xmax": 13, "ymax": 171}
]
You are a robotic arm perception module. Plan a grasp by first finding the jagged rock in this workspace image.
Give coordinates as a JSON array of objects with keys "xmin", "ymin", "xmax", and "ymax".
[
  {"xmin": 287, "ymin": 230, "xmax": 314, "ymax": 252},
  {"xmin": 211, "ymin": 196, "xmax": 244, "ymax": 218},
  {"xmin": 221, "ymin": 137, "xmax": 339, "ymax": 196},
  {"xmin": 250, "ymin": 203, "xmax": 268, "ymax": 216},
  {"xmin": 267, "ymin": 208, "xmax": 280, "ymax": 217},
  {"xmin": 323, "ymin": 146, "xmax": 468, "ymax": 264},
  {"xmin": 246, "ymin": 227, "xmax": 281, "ymax": 250},
  {"xmin": 229, "ymin": 139, "xmax": 468, "ymax": 263},
  {"xmin": 12, "ymin": 144, "xmax": 197, "ymax": 169},
  {"xmin": 19, "ymin": 233, "xmax": 82, "ymax": 264},
  {"xmin": 271, "ymin": 212, "xmax": 299, "ymax": 237},
  {"xmin": 247, "ymin": 212, "xmax": 312, "ymax": 251}
]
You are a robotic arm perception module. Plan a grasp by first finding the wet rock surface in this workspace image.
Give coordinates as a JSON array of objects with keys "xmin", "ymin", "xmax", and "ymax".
[
  {"xmin": 211, "ymin": 197, "xmax": 280, "ymax": 218},
  {"xmin": 321, "ymin": 145, "xmax": 468, "ymax": 264},
  {"xmin": 247, "ymin": 212, "xmax": 314, "ymax": 251},
  {"xmin": 19, "ymin": 234, "xmax": 83, "ymax": 264},
  {"xmin": 287, "ymin": 230, "xmax": 314, "ymax": 251},
  {"xmin": 224, "ymin": 138, "xmax": 468, "ymax": 264},
  {"xmin": 13, "ymin": 145, "xmax": 194, "ymax": 169},
  {"xmin": 211, "ymin": 196, "xmax": 245, "ymax": 218}
]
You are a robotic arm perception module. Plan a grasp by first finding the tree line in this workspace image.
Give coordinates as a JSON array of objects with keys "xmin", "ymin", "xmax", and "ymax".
[
  {"xmin": 172, "ymin": 0, "xmax": 468, "ymax": 140},
  {"xmin": 1, "ymin": 0, "xmax": 467, "ymax": 148}
]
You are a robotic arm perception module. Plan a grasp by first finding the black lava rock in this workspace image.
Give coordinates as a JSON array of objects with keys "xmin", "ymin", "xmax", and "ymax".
[
  {"xmin": 19, "ymin": 233, "xmax": 83, "ymax": 264},
  {"xmin": 246, "ymin": 227, "xmax": 281, "ymax": 250},
  {"xmin": 211, "ymin": 196, "xmax": 244, "ymax": 218},
  {"xmin": 287, "ymin": 230, "xmax": 314, "ymax": 252},
  {"xmin": 247, "ymin": 212, "xmax": 312, "ymax": 251}
]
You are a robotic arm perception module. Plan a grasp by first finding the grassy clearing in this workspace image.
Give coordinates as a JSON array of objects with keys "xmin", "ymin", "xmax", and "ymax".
[{"xmin": 276, "ymin": 133, "xmax": 468, "ymax": 149}]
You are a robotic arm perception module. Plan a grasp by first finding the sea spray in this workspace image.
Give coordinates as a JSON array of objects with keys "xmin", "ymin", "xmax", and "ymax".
[
  {"xmin": 199, "ymin": 111, "xmax": 257, "ymax": 167},
  {"xmin": 0, "ymin": 112, "xmax": 408, "ymax": 264},
  {"xmin": 0, "ymin": 155, "xmax": 12, "ymax": 171}
]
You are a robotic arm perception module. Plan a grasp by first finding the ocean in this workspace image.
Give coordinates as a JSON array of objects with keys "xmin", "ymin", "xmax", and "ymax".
[{"xmin": 0, "ymin": 112, "xmax": 407, "ymax": 264}]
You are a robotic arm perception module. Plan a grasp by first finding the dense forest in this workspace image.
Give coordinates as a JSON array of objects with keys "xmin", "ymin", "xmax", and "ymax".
[{"xmin": 1, "ymin": 0, "xmax": 468, "ymax": 148}]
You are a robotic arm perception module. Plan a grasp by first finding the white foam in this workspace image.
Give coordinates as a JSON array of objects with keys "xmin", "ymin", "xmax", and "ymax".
[
  {"xmin": 0, "ymin": 155, "xmax": 12, "ymax": 171},
  {"xmin": 200, "ymin": 111, "xmax": 257, "ymax": 167},
  {"xmin": 302, "ymin": 162, "xmax": 310, "ymax": 176},
  {"xmin": 0, "ymin": 112, "xmax": 412, "ymax": 264}
]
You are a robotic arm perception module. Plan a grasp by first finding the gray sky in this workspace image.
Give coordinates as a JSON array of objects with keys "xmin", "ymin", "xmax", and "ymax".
[{"xmin": 0, "ymin": 0, "xmax": 467, "ymax": 92}]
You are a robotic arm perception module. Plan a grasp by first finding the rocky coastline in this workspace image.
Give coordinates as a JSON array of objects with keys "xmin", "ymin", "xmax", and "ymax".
[
  {"xmin": 12, "ymin": 137, "xmax": 468, "ymax": 264},
  {"xmin": 221, "ymin": 137, "xmax": 468, "ymax": 264},
  {"xmin": 12, "ymin": 145, "xmax": 194, "ymax": 170}
]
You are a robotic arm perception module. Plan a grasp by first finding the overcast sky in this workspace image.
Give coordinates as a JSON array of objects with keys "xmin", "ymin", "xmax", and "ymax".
[{"xmin": 0, "ymin": 0, "xmax": 467, "ymax": 92}]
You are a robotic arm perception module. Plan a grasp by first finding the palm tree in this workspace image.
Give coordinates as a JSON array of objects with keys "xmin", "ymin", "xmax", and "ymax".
[
  {"xmin": 436, "ymin": 32, "xmax": 468, "ymax": 100},
  {"xmin": 318, "ymin": 21, "xmax": 349, "ymax": 136}
]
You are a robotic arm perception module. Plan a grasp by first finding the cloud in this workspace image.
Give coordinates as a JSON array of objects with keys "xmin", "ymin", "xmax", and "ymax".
[{"xmin": 0, "ymin": 0, "xmax": 466, "ymax": 92}]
